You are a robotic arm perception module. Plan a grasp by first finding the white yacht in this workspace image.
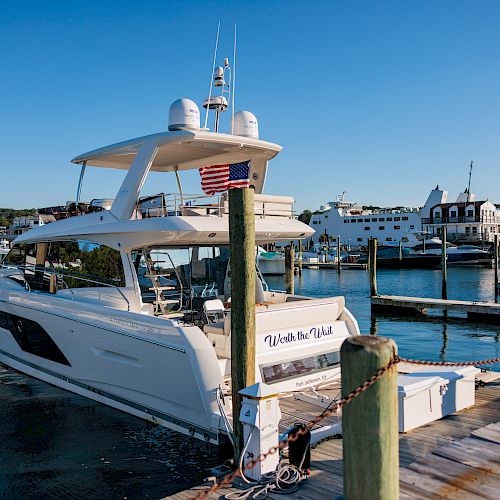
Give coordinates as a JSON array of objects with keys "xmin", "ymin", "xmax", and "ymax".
[
  {"xmin": 0, "ymin": 77, "xmax": 359, "ymax": 445},
  {"xmin": 256, "ymin": 246, "xmax": 285, "ymax": 275},
  {"xmin": 413, "ymin": 238, "xmax": 491, "ymax": 266}
]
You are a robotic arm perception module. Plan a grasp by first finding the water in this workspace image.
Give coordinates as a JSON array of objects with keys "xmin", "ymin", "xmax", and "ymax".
[{"xmin": 1, "ymin": 267, "xmax": 499, "ymax": 498}]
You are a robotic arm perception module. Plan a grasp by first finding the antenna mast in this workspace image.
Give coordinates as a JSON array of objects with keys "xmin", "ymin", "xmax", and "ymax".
[
  {"xmin": 231, "ymin": 23, "xmax": 237, "ymax": 134},
  {"xmin": 467, "ymin": 160, "xmax": 473, "ymax": 202}
]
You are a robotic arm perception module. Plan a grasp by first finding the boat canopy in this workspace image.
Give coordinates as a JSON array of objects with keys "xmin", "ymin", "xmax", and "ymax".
[{"xmin": 71, "ymin": 130, "xmax": 282, "ymax": 172}]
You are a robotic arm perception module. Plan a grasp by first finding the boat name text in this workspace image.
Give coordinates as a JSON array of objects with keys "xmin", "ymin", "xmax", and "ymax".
[{"xmin": 264, "ymin": 325, "xmax": 335, "ymax": 348}]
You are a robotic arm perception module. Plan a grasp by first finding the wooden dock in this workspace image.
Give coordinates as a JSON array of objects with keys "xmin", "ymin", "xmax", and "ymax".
[
  {"xmin": 372, "ymin": 294, "xmax": 500, "ymax": 322},
  {"xmin": 167, "ymin": 371, "xmax": 500, "ymax": 500},
  {"xmin": 300, "ymin": 262, "xmax": 367, "ymax": 270}
]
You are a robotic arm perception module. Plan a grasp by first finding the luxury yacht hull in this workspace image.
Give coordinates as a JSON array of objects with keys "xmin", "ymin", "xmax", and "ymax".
[{"xmin": 0, "ymin": 291, "xmax": 226, "ymax": 444}]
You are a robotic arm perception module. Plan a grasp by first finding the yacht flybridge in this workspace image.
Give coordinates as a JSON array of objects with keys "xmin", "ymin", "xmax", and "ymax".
[{"xmin": 0, "ymin": 66, "xmax": 359, "ymax": 444}]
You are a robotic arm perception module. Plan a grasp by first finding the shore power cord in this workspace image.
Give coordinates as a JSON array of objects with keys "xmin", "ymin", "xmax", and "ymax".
[{"xmin": 224, "ymin": 429, "xmax": 310, "ymax": 500}]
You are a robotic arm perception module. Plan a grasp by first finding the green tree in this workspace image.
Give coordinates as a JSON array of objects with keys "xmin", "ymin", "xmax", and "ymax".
[{"xmin": 298, "ymin": 209, "xmax": 312, "ymax": 225}]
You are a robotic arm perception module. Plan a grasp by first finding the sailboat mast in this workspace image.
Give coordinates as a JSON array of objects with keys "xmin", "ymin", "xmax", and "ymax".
[{"xmin": 467, "ymin": 161, "xmax": 473, "ymax": 203}]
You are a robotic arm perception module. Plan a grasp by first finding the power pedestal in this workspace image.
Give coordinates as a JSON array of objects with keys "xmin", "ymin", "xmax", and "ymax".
[{"xmin": 239, "ymin": 383, "xmax": 281, "ymax": 481}]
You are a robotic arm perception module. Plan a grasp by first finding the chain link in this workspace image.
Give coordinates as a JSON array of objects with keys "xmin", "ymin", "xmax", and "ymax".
[{"xmin": 397, "ymin": 355, "xmax": 500, "ymax": 367}]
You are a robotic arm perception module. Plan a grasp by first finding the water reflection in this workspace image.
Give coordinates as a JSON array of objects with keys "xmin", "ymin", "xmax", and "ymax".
[{"xmin": 440, "ymin": 321, "xmax": 449, "ymax": 362}]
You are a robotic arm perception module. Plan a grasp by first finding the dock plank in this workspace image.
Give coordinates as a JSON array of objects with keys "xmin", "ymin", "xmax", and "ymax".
[
  {"xmin": 471, "ymin": 422, "xmax": 500, "ymax": 444},
  {"xmin": 407, "ymin": 454, "xmax": 500, "ymax": 499}
]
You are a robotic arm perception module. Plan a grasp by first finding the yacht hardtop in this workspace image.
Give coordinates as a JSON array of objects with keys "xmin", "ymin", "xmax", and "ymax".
[{"xmin": 0, "ymin": 93, "xmax": 359, "ymax": 444}]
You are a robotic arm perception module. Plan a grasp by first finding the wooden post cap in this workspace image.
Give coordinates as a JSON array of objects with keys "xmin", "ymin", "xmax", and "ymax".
[{"xmin": 341, "ymin": 335, "xmax": 397, "ymax": 355}]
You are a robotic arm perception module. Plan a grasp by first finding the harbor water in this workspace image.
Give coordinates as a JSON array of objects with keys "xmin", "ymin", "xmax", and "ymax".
[{"xmin": 1, "ymin": 267, "xmax": 499, "ymax": 498}]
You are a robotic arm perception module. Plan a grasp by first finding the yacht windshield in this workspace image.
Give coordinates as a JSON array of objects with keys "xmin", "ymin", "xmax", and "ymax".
[{"xmin": 132, "ymin": 245, "xmax": 268, "ymax": 317}]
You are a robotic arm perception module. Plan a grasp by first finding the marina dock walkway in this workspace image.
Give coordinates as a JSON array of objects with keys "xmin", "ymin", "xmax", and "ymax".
[
  {"xmin": 372, "ymin": 294, "xmax": 500, "ymax": 322},
  {"xmin": 167, "ymin": 372, "xmax": 500, "ymax": 500}
]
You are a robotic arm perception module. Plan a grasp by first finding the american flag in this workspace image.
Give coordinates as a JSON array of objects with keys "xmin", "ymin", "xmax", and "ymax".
[{"xmin": 199, "ymin": 160, "xmax": 251, "ymax": 195}]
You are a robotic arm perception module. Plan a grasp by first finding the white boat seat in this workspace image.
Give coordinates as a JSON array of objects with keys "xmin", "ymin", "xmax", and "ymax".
[{"xmin": 203, "ymin": 299, "xmax": 225, "ymax": 324}]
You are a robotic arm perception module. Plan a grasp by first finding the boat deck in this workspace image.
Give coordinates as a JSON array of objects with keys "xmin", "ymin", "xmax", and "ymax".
[{"xmin": 168, "ymin": 370, "xmax": 500, "ymax": 500}]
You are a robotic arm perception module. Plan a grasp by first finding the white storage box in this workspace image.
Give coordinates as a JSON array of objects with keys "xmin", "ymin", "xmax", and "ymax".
[{"xmin": 397, "ymin": 366, "xmax": 479, "ymax": 433}]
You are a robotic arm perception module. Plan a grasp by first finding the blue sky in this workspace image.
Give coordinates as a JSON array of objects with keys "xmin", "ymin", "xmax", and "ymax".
[{"xmin": 1, "ymin": 0, "xmax": 499, "ymax": 212}]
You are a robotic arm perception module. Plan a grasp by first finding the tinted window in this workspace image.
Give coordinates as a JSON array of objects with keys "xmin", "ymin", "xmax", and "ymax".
[
  {"xmin": 3, "ymin": 241, "xmax": 125, "ymax": 290},
  {"xmin": 0, "ymin": 311, "xmax": 70, "ymax": 366}
]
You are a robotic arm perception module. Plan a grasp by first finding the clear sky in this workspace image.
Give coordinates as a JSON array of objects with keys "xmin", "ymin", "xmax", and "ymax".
[{"xmin": 1, "ymin": 0, "xmax": 499, "ymax": 212}]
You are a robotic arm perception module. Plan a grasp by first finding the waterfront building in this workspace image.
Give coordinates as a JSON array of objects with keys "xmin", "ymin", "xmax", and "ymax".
[
  {"xmin": 422, "ymin": 191, "xmax": 500, "ymax": 242},
  {"xmin": 6, "ymin": 214, "xmax": 53, "ymax": 240}
]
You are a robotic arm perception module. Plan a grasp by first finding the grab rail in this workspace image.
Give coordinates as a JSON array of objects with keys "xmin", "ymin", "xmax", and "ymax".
[{"xmin": 0, "ymin": 264, "xmax": 130, "ymax": 311}]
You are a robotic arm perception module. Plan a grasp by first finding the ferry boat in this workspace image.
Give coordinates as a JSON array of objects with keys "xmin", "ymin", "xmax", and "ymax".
[{"xmin": 0, "ymin": 67, "xmax": 360, "ymax": 444}]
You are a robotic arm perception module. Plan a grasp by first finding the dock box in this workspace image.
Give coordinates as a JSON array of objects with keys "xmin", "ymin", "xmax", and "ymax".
[{"xmin": 397, "ymin": 366, "xmax": 479, "ymax": 433}]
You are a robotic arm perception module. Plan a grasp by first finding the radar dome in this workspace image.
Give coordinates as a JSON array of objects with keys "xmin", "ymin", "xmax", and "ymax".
[
  {"xmin": 168, "ymin": 98, "xmax": 200, "ymax": 131},
  {"xmin": 233, "ymin": 111, "xmax": 259, "ymax": 139}
]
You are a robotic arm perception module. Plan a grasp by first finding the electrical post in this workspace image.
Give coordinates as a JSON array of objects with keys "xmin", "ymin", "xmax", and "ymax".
[{"xmin": 229, "ymin": 187, "xmax": 256, "ymax": 462}]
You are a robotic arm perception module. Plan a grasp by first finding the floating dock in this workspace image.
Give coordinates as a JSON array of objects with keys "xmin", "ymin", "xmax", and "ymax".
[
  {"xmin": 371, "ymin": 295, "xmax": 500, "ymax": 322},
  {"xmin": 167, "ymin": 371, "xmax": 500, "ymax": 500}
]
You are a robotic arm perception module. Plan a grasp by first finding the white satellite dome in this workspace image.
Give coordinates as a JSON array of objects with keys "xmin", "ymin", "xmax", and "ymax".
[
  {"xmin": 168, "ymin": 98, "xmax": 200, "ymax": 131},
  {"xmin": 233, "ymin": 111, "xmax": 259, "ymax": 139}
]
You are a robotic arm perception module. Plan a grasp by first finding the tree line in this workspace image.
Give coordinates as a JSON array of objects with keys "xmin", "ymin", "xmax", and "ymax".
[{"xmin": 0, "ymin": 208, "xmax": 37, "ymax": 228}]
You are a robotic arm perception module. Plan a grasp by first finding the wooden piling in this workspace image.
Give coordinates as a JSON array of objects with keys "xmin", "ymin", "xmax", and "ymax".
[
  {"xmin": 441, "ymin": 226, "xmax": 447, "ymax": 300},
  {"xmin": 229, "ymin": 187, "xmax": 256, "ymax": 461},
  {"xmin": 337, "ymin": 236, "xmax": 341, "ymax": 274},
  {"xmin": 285, "ymin": 245, "xmax": 295, "ymax": 294},
  {"xmin": 341, "ymin": 336, "xmax": 399, "ymax": 500},
  {"xmin": 298, "ymin": 239, "xmax": 303, "ymax": 276},
  {"xmin": 369, "ymin": 238, "xmax": 378, "ymax": 296},
  {"xmin": 495, "ymin": 234, "xmax": 498, "ymax": 304},
  {"xmin": 398, "ymin": 240, "xmax": 403, "ymax": 261}
]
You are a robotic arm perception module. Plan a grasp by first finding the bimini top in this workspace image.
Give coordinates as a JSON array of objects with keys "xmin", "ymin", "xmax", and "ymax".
[{"xmin": 71, "ymin": 129, "xmax": 282, "ymax": 172}]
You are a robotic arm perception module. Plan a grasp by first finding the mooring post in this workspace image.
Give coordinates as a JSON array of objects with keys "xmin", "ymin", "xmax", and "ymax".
[
  {"xmin": 341, "ymin": 336, "xmax": 399, "ymax": 500},
  {"xmin": 285, "ymin": 244, "xmax": 295, "ymax": 294},
  {"xmin": 298, "ymin": 239, "xmax": 303, "ymax": 276},
  {"xmin": 494, "ymin": 234, "xmax": 498, "ymax": 303},
  {"xmin": 337, "ymin": 235, "xmax": 341, "ymax": 274},
  {"xmin": 229, "ymin": 187, "xmax": 256, "ymax": 462},
  {"xmin": 399, "ymin": 240, "xmax": 403, "ymax": 261},
  {"xmin": 369, "ymin": 238, "xmax": 378, "ymax": 296},
  {"xmin": 441, "ymin": 225, "xmax": 447, "ymax": 300}
]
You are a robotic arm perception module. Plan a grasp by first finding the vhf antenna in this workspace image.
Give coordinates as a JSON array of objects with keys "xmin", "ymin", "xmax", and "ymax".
[
  {"xmin": 203, "ymin": 23, "xmax": 236, "ymax": 133},
  {"xmin": 231, "ymin": 23, "xmax": 237, "ymax": 134}
]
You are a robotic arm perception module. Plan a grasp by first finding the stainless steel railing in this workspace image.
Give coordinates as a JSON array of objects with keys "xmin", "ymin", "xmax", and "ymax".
[{"xmin": 135, "ymin": 192, "xmax": 295, "ymax": 219}]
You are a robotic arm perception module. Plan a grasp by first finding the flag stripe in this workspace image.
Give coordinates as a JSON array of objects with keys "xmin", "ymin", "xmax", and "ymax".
[{"xmin": 199, "ymin": 161, "xmax": 251, "ymax": 195}]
